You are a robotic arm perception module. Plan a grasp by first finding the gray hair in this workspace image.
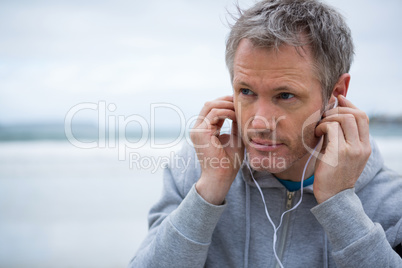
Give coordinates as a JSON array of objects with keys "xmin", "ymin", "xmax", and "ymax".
[{"xmin": 225, "ymin": 0, "xmax": 354, "ymax": 103}]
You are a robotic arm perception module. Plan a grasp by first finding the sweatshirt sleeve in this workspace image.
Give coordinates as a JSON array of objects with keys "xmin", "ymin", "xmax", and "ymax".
[
  {"xmin": 311, "ymin": 188, "xmax": 402, "ymax": 268},
  {"xmin": 128, "ymin": 165, "xmax": 226, "ymax": 268}
]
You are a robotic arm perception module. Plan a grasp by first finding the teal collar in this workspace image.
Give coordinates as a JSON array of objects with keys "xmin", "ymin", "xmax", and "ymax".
[{"xmin": 276, "ymin": 175, "xmax": 314, "ymax": 192}]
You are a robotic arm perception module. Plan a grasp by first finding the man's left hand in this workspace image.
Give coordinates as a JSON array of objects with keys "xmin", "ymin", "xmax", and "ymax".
[{"xmin": 314, "ymin": 95, "xmax": 371, "ymax": 204}]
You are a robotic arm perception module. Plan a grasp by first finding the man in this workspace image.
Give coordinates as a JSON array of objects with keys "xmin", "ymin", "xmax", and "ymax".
[{"xmin": 130, "ymin": 0, "xmax": 402, "ymax": 267}]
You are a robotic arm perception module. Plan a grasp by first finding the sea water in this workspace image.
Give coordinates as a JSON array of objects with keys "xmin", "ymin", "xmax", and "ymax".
[{"xmin": 0, "ymin": 135, "xmax": 401, "ymax": 267}]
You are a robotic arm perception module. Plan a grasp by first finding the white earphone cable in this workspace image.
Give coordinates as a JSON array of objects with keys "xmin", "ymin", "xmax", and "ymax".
[{"xmin": 244, "ymin": 98, "xmax": 337, "ymax": 267}]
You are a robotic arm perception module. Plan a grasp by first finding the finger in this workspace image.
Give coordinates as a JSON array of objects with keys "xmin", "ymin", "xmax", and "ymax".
[
  {"xmin": 315, "ymin": 121, "xmax": 345, "ymax": 142},
  {"xmin": 196, "ymin": 98, "xmax": 235, "ymax": 126},
  {"xmin": 337, "ymin": 95, "xmax": 357, "ymax": 109},
  {"xmin": 323, "ymin": 107, "xmax": 370, "ymax": 143},
  {"xmin": 319, "ymin": 114, "xmax": 360, "ymax": 143},
  {"xmin": 315, "ymin": 121, "xmax": 345, "ymax": 154},
  {"xmin": 198, "ymin": 100, "xmax": 234, "ymax": 117},
  {"xmin": 199, "ymin": 109, "xmax": 237, "ymax": 136},
  {"xmin": 324, "ymin": 96, "xmax": 359, "ymax": 117},
  {"xmin": 206, "ymin": 109, "xmax": 237, "ymax": 125}
]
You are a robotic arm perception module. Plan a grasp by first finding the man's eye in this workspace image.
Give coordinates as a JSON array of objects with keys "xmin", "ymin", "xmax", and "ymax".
[
  {"xmin": 241, "ymin": 88, "xmax": 254, "ymax": 95},
  {"xmin": 279, "ymin": 92, "xmax": 295, "ymax": 100}
]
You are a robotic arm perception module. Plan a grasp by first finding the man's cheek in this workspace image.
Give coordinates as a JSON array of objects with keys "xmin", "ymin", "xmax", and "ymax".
[{"xmin": 240, "ymin": 117, "xmax": 253, "ymax": 144}]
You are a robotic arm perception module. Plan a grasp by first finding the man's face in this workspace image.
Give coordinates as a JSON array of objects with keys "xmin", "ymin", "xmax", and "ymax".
[{"xmin": 233, "ymin": 39, "xmax": 323, "ymax": 177}]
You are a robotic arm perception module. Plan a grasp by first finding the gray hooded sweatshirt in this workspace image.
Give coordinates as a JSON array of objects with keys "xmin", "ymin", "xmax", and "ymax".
[{"xmin": 129, "ymin": 138, "xmax": 402, "ymax": 267}]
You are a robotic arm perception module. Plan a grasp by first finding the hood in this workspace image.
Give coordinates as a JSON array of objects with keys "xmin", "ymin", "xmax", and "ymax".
[{"xmin": 354, "ymin": 136, "xmax": 384, "ymax": 192}]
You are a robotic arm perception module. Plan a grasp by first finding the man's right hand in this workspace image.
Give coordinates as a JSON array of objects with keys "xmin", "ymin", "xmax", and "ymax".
[{"xmin": 190, "ymin": 95, "xmax": 244, "ymax": 205}]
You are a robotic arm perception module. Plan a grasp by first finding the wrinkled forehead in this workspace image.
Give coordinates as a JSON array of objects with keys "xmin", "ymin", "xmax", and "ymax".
[{"xmin": 233, "ymin": 39, "xmax": 318, "ymax": 80}]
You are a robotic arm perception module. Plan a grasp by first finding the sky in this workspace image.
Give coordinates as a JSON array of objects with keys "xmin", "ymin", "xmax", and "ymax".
[{"xmin": 0, "ymin": 0, "xmax": 401, "ymax": 126}]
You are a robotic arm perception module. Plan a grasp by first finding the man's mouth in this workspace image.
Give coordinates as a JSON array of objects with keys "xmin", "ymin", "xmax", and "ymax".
[{"xmin": 249, "ymin": 138, "xmax": 284, "ymax": 152}]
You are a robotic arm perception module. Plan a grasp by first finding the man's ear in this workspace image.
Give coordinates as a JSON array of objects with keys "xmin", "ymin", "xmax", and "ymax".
[{"xmin": 331, "ymin": 73, "xmax": 350, "ymax": 99}]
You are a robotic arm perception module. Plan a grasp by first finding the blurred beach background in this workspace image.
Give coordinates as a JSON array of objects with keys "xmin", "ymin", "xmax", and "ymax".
[{"xmin": 1, "ymin": 0, "xmax": 401, "ymax": 267}]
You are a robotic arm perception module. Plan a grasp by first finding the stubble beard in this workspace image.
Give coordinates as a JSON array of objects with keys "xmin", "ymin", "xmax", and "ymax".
[{"xmin": 244, "ymin": 123, "xmax": 319, "ymax": 175}]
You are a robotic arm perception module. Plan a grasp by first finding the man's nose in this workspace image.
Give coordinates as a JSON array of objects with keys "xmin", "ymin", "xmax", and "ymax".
[
  {"xmin": 250, "ymin": 115, "xmax": 276, "ymax": 131},
  {"xmin": 250, "ymin": 104, "xmax": 280, "ymax": 131}
]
